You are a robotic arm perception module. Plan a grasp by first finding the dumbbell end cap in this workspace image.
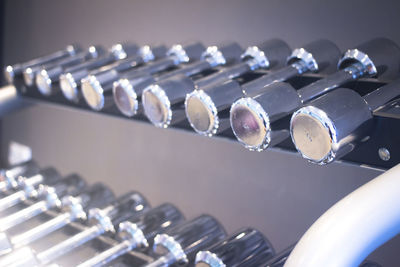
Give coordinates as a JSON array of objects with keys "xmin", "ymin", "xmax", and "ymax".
[
  {"xmin": 230, "ymin": 97, "xmax": 271, "ymax": 151},
  {"xmin": 290, "ymin": 106, "xmax": 336, "ymax": 164}
]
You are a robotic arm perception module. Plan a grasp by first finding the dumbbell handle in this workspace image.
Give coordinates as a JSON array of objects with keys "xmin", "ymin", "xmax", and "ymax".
[
  {"xmin": 0, "ymin": 199, "xmax": 55, "ymax": 232},
  {"xmin": 244, "ymin": 61, "xmax": 307, "ymax": 96},
  {"xmin": 297, "ymin": 63, "xmax": 364, "ymax": 102},
  {"xmin": 0, "ymin": 191, "xmax": 26, "ymax": 212},
  {"xmin": 11, "ymin": 211, "xmax": 76, "ymax": 248},
  {"xmin": 36, "ymin": 224, "xmax": 103, "ymax": 265},
  {"xmin": 77, "ymin": 239, "xmax": 137, "ymax": 267}
]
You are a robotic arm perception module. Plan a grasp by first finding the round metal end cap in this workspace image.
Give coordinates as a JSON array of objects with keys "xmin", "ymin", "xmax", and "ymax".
[
  {"xmin": 36, "ymin": 69, "xmax": 52, "ymax": 96},
  {"xmin": 113, "ymin": 79, "xmax": 138, "ymax": 117},
  {"xmin": 4, "ymin": 66, "xmax": 14, "ymax": 84},
  {"xmin": 142, "ymin": 85, "xmax": 172, "ymax": 128},
  {"xmin": 230, "ymin": 97, "xmax": 271, "ymax": 151},
  {"xmin": 195, "ymin": 251, "xmax": 226, "ymax": 267},
  {"xmin": 138, "ymin": 45, "xmax": 155, "ymax": 62},
  {"xmin": 60, "ymin": 73, "xmax": 79, "ymax": 102},
  {"xmin": 338, "ymin": 49, "xmax": 377, "ymax": 76},
  {"xmin": 23, "ymin": 68, "xmax": 35, "ymax": 86},
  {"xmin": 185, "ymin": 90, "xmax": 219, "ymax": 136},
  {"xmin": 241, "ymin": 46, "xmax": 269, "ymax": 69},
  {"xmin": 167, "ymin": 44, "xmax": 190, "ymax": 63},
  {"xmin": 110, "ymin": 43, "xmax": 128, "ymax": 60},
  {"xmin": 153, "ymin": 233, "xmax": 188, "ymax": 265},
  {"xmin": 81, "ymin": 75, "xmax": 105, "ymax": 111},
  {"xmin": 118, "ymin": 221, "xmax": 149, "ymax": 249},
  {"xmin": 288, "ymin": 48, "xmax": 318, "ymax": 72},
  {"xmin": 290, "ymin": 106, "xmax": 337, "ymax": 164},
  {"xmin": 201, "ymin": 46, "xmax": 226, "ymax": 67},
  {"xmin": 61, "ymin": 196, "xmax": 86, "ymax": 220},
  {"xmin": 88, "ymin": 208, "xmax": 115, "ymax": 232}
]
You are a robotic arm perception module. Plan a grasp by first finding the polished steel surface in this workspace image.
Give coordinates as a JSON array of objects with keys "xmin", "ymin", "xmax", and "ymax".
[{"xmin": 3, "ymin": 1, "xmax": 400, "ymax": 265}]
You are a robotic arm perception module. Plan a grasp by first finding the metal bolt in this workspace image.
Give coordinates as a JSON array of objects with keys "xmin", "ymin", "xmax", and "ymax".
[{"xmin": 378, "ymin": 148, "xmax": 390, "ymax": 161}]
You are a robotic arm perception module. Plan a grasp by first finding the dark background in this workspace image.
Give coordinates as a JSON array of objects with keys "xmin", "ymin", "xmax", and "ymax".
[{"xmin": 1, "ymin": 1, "xmax": 400, "ymax": 266}]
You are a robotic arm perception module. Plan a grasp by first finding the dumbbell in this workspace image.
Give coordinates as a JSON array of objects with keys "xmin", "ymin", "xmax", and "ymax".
[
  {"xmin": 113, "ymin": 43, "xmax": 243, "ymax": 117},
  {"xmin": 80, "ymin": 44, "xmax": 167, "ymax": 111},
  {"xmin": 0, "ymin": 183, "xmax": 114, "ymax": 254},
  {"xmin": 290, "ymin": 80, "xmax": 400, "ymax": 164},
  {"xmin": 22, "ymin": 45, "xmax": 83, "ymax": 87},
  {"xmin": 142, "ymin": 39, "xmax": 290, "ymax": 128},
  {"xmin": 82, "ymin": 42, "xmax": 204, "ymax": 111},
  {"xmin": 145, "ymin": 215, "xmax": 226, "ymax": 266},
  {"xmin": 0, "ymin": 174, "xmax": 86, "ymax": 232},
  {"xmin": 7, "ymin": 191, "xmax": 149, "ymax": 266},
  {"xmin": 230, "ymin": 38, "xmax": 400, "ymax": 151},
  {"xmin": 0, "ymin": 168, "xmax": 61, "ymax": 212},
  {"xmin": 0, "ymin": 161, "xmax": 40, "ymax": 193},
  {"xmin": 59, "ymin": 43, "xmax": 140, "ymax": 103},
  {"xmin": 4, "ymin": 45, "xmax": 80, "ymax": 85},
  {"xmin": 35, "ymin": 45, "xmax": 105, "ymax": 96},
  {"xmin": 185, "ymin": 40, "xmax": 341, "ymax": 136},
  {"xmin": 195, "ymin": 228, "xmax": 275, "ymax": 266},
  {"xmin": 77, "ymin": 203, "xmax": 184, "ymax": 267}
]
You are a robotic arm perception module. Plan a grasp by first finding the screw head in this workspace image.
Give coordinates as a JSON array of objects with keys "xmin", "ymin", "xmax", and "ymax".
[{"xmin": 378, "ymin": 148, "xmax": 390, "ymax": 161}]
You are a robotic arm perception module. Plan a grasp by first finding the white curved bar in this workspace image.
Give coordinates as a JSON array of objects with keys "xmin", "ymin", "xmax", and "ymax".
[{"xmin": 284, "ymin": 164, "xmax": 400, "ymax": 267}]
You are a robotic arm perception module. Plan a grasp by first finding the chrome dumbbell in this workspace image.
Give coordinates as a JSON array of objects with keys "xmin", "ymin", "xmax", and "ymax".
[
  {"xmin": 297, "ymin": 38, "xmax": 400, "ymax": 102},
  {"xmin": 22, "ymin": 45, "xmax": 83, "ymax": 87},
  {"xmin": 4, "ymin": 45, "xmax": 80, "ymax": 85},
  {"xmin": 0, "ymin": 168, "xmax": 61, "ymax": 213},
  {"xmin": 0, "ymin": 183, "xmax": 114, "ymax": 253},
  {"xmin": 82, "ymin": 42, "xmax": 204, "ymax": 111},
  {"xmin": 290, "ymin": 80, "xmax": 400, "ymax": 164},
  {"xmin": 0, "ymin": 161, "xmax": 40, "ymax": 193},
  {"xmin": 142, "ymin": 39, "xmax": 290, "ymax": 129},
  {"xmin": 230, "ymin": 38, "xmax": 400, "ymax": 151},
  {"xmin": 8, "ymin": 191, "xmax": 149, "ymax": 266},
  {"xmin": 77, "ymin": 203, "xmax": 184, "ymax": 267},
  {"xmin": 35, "ymin": 45, "xmax": 105, "ymax": 96},
  {"xmin": 0, "ymin": 174, "xmax": 86, "ymax": 232},
  {"xmin": 60, "ymin": 43, "xmax": 139, "ymax": 103},
  {"xmin": 185, "ymin": 40, "xmax": 341, "ymax": 136},
  {"xmin": 195, "ymin": 228, "xmax": 275, "ymax": 266},
  {"xmin": 146, "ymin": 215, "xmax": 226, "ymax": 266},
  {"xmin": 113, "ymin": 43, "xmax": 243, "ymax": 117}
]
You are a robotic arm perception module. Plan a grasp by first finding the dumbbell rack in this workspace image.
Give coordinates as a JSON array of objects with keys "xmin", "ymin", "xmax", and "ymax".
[{"xmin": 12, "ymin": 70, "xmax": 400, "ymax": 170}]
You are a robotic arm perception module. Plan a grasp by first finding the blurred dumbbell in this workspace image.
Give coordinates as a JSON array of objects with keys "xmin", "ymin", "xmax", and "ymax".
[
  {"xmin": 142, "ymin": 39, "xmax": 290, "ymax": 128},
  {"xmin": 195, "ymin": 228, "xmax": 275, "ymax": 266},
  {"xmin": 185, "ymin": 40, "xmax": 340, "ymax": 136},
  {"xmin": 0, "ymin": 168, "xmax": 60, "ymax": 213},
  {"xmin": 82, "ymin": 42, "xmax": 204, "ymax": 111},
  {"xmin": 77, "ymin": 203, "xmax": 184, "ymax": 267},
  {"xmin": 0, "ymin": 174, "xmax": 86, "ymax": 233},
  {"xmin": 4, "ymin": 45, "xmax": 79, "ymax": 85},
  {"xmin": 60, "ymin": 43, "xmax": 138, "ymax": 101},
  {"xmin": 290, "ymin": 80, "xmax": 400, "ymax": 164},
  {"xmin": 0, "ymin": 183, "xmax": 114, "ymax": 254},
  {"xmin": 0, "ymin": 161, "xmax": 39, "ymax": 193},
  {"xmin": 113, "ymin": 42, "xmax": 243, "ymax": 117},
  {"xmin": 145, "ymin": 215, "xmax": 226, "ymax": 266},
  {"xmin": 59, "ymin": 43, "xmax": 140, "ymax": 103},
  {"xmin": 35, "ymin": 45, "xmax": 105, "ymax": 96},
  {"xmin": 13, "ymin": 191, "xmax": 149, "ymax": 266},
  {"xmin": 230, "ymin": 38, "xmax": 400, "ymax": 151},
  {"xmin": 22, "ymin": 45, "xmax": 83, "ymax": 87}
]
